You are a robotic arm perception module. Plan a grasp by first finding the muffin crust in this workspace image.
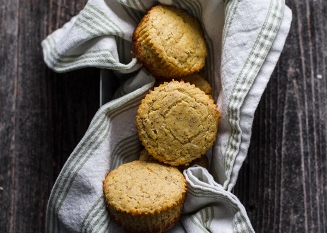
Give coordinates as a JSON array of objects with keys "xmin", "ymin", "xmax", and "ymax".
[
  {"xmin": 136, "ymin": 81, "xmax": 220, "ymax": 166},
  {"xmin": 103, "ymin": 160, "xmax": 187, "ymax": 233},
  {"xmin": 132, "ymin": 4, "xmax": 207, "ymax": 79}
]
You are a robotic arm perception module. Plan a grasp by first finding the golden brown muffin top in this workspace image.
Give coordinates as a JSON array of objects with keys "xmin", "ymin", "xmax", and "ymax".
[
  {"xmin": 136, "ymin": 81, "xmax": 220, "ymax": 166},
  {"xmin": 103, "ymin": 160, "xmax": 187, "ymax": 214},
  {"xmin": 132, "ymin": 4, "xmax": 207, "ymax": 79}
]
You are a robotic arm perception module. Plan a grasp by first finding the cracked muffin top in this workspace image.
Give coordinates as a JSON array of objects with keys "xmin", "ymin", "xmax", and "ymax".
[
  {"xmin": 136, "ymin": 81, "xmax": 220, "ymax": 166},
  {"xmin": 132, "ymin": 4, "xmax": 207, "ymax": 79}
]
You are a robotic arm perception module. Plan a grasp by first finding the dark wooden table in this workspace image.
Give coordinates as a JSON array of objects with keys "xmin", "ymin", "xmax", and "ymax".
[{"xmin": 1, "ymin": 0, "xmax": 326, "ymax": 232}]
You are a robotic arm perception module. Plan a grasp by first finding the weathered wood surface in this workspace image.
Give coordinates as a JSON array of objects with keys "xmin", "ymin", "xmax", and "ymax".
[{"xmin": 0, "ymin": 0, "xmax": 326, "ymax": 232}]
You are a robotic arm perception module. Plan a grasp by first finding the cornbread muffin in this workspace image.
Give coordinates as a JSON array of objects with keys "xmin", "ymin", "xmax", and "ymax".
[
  {"xmin": 139, "ymin": 148, "xmax": 209, "ymax": 171},
  {"xmin": 103, "ymin": 160, "xmax": 187, "ymax": 233},
  {"xmin": 136, "ymin": 81, "xmax": 220, "ymax": 166},
  {"xmin": 132, "ymin": 4, "xmax": 207, "ymax": 79},
  {"xmin": 139, "ymin": 148, "xmax": 156, "ymax": 162},
  {"xmin": 155, "ymin": 73, "xmax": 212, "ymax": 97},
  {"xmin": 178, "ymin": 154, "xmax": 209, "ymax": 171},
  {"xmin": 181, "ymin": 73, "xmax": 213, "ymax": 97}
]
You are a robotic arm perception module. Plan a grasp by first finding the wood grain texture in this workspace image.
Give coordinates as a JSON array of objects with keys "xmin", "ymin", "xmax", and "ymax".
[
  {"xmin": 233, "ymin": 0, "xmax": 327, "ymax": 232},
  {"xmin": 0, "ymin": 0, "xmax": 326, "ymax": 232},
  {"xmin": 0, "ymin": 0, "xmax": 98, "ymax": 232}
]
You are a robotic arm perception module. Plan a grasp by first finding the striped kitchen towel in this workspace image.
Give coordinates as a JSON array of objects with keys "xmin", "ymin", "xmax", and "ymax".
[{"xmin": 42, "ymin": 0, "xmax": 292, "ymax": 232}]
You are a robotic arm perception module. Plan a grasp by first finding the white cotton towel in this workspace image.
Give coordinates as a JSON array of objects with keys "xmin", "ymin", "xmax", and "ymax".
[{"xmin": 42, "ymin": 0, "xmax": 292, "ymax": 232}]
